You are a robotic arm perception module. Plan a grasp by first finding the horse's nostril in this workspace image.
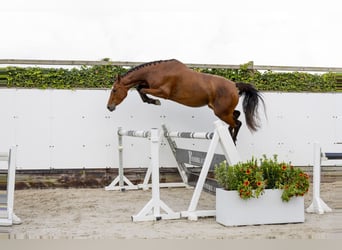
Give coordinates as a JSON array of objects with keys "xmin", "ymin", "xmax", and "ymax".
[{"xmin": 107, "ymin": 105, "xmax": 115, "ymax": 111}]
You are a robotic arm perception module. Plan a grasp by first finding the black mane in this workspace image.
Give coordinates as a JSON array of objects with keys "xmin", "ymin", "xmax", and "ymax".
[{"xmin": 121, "ymin": 59, "xmax": 176, "ymax": 78}]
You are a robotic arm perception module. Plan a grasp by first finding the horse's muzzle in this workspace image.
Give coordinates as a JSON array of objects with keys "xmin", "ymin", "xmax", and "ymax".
[{"xmin": 107, "ymin": 105, "xmax": 116, "ymax": 112}]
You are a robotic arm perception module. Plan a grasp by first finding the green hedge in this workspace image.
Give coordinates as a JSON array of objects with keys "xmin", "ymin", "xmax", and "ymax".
[
  {"xmin": 198, "ymin": 62, "xmax": 336, "ymax": 92},
  {"xmin": 0, "ymin": 65, "xmax": 126, "ymax": 89},
  {"xmin": 0, "ymin": 62, "xmax": 337, "ymax": 92}
]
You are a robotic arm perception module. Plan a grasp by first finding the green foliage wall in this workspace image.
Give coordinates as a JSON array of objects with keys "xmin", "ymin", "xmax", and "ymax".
[{"xmin": 0, "ymin": 62, "xmax": 337, "ymax": 92}]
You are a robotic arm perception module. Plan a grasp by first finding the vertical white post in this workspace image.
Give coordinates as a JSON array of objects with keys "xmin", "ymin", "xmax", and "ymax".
[
  {"xmin": 150, "ymin": 128, "xmax": 161, "ymax": 217},
  {"xmin": 313, "ymin": 142, "xmax": 321, "ymax": 205},
  {"xmin": 0, "ymin": 147, "xmax": 21, "ymax": 226},
  {"xmin": 306, "ymin": 142, "xmax": 332, "ymax": 214},
  {"xmin": 132, "ymin": 128, "xmax": 180, "ymax": 222},
  {"xmin": 105, "ymin": 128, "xmax": 138, "ymax": 191},
  {"xmin": 7, "ymin": 148, "xmax": 16, "ymax": 219},
  {"xmin": 118, "ymin": 127, "xmax": 124, "ymax": 187}
]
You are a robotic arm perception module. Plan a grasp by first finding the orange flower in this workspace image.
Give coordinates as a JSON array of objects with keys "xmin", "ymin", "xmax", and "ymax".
[
  {"xmin": 256, "ymin": 181, "xmax": 263, "ymax": 187},
  {"xmin": 243, "ymin": 180, "xmax": 250, "ymax": 186},
  {"xmin": 281, "ymin": 165, "xmax": 287, "ymax": 171},
  {"xmin": 245, "ymin": 169, "xmax": 251, "ymax": 175}
]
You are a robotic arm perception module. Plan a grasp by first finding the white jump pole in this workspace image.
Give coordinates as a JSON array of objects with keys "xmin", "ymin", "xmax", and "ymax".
[
  {"xmin": 306, "ymin": 142, "xmax": 332, "ymax": 214},
  {"xmin": 132, "ymin": 128, "xmax": 180, "ymax": 222}
]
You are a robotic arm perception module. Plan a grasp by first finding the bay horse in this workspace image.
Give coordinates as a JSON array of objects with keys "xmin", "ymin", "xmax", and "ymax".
[{"xmin": 107, "ymin": 59, "xmax": 264, "ymax": 143}]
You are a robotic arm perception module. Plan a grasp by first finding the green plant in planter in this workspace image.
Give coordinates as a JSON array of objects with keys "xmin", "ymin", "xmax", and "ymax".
[
  {"xmin": 214, "ymin": 158, "xmax": 265, "ymax": 200},
  {"xmin": 214, "ymin": 155, "xmax": 310, "ymax": 202}
]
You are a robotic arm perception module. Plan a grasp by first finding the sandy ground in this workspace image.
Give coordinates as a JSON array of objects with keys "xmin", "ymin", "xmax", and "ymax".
[{"xmin": 1, "ymin": 181, "xmax": 341, "ymax": 239}]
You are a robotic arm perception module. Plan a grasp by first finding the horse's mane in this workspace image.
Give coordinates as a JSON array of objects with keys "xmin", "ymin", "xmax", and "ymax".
[{"xmin": 121, "ymin": 59, "xmax": 176, "ymax": 78}]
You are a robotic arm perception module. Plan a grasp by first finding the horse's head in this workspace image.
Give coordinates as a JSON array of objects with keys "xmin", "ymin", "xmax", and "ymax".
[{"xmin": 107, "ymin": 75, "xmax": 128, "ymax": 111}]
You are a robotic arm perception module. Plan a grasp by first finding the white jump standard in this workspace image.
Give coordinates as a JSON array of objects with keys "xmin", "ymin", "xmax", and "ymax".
[
  {"xmin": 0, "ymin": 147, "xmax": 21, "ymax": 226},
  {"xmin": 131, "ymin": 128, "xmax": 181, "ymax": 222},
  {"xmin": 110, "ymin": 120, "xmax": 241, "ymax": 222},
  {"xmin": 105, "ymin": 128, "xmax": 148, "ymax": 191},
  {"xmin": 306, "ymin": 142, "xmax": 338, "ymax": 214},
  {"xmin": 105, "ymin": 128, "xmax": 187, "ymax": 191},
  {"xmin": 164, "ymin": 120, "xmax": 241, "ymax": 220}
]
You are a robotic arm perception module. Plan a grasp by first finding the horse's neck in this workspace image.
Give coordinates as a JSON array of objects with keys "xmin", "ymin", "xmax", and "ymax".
[
  {"xmin": 121, "ymin": 69, "xmax": 150, "ymax": 88},
  {"xmin": 121, "ymin": 77, "xmax": 136, "ymax": 88},
  {"xmin": 121, "ymin": 59, "xmax": 182, "ymax": 87},
  {"xmin": 121, "ymin": 75, "xmax": 142, "ymax": 88}
]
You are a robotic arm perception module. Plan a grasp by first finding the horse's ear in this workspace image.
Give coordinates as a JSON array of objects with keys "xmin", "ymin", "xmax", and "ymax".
[{"xmin": 116, "ymin": 74, "xmax": 121, "ymax": 82}]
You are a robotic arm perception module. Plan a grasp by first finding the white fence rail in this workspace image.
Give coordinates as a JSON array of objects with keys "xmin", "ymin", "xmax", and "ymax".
[{"xmin": 1, "ymin": 59, "xmax": 342, "ymax": 72}]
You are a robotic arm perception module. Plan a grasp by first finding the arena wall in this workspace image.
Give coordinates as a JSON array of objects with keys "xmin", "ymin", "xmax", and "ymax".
[{"xmin": 0, "ymin": 89, "xmax": 341, "ymax": 169}]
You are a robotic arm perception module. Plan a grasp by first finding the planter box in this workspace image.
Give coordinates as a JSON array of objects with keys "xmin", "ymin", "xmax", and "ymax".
[{"xmin": 216, "ymin": 188, "xmax": 304, "ymax": 226}]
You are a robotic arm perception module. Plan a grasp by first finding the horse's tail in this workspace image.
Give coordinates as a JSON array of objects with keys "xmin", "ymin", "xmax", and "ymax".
[{"xmin": 236, "ymin": 82, "xmax": 265, "ymax": 132}]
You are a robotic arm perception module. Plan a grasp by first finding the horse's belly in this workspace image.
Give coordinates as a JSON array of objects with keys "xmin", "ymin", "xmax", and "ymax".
[{"xmin": 172, "ymin": 95, "xmax": 208, "ymax": 108}]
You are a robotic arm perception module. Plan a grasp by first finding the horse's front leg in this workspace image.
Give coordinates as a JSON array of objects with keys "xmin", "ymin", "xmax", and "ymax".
[
  {"xmin": 135, "ymin": 85, "xmax": 161, "ymax": 105},
  {"xmin": 139, "ymin": 87, "xmax": 169, "ymax": 102}
]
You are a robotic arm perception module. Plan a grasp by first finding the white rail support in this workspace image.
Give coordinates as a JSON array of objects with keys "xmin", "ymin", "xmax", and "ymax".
[
  {"xmin": 0, "ymin": 147, "xmax": 21, "ymax": 226},
  {"xmin": 306, "ymin": 142, "xmax": 332, "ymax": 214},
  {"xmin": 105, "ymin": 127, "xmax": 187, "ymax": 191},
  {"xmin": 105, "ymin": 128, "xmax": 141, "ymax": 191},
  {"xmin": 165, "ymin": 120, "xmax": 240, "ymax": 220},
  {"xmin": 182, "ymin": 120, "xmax": 240, "ymax": 220},
  {"xmin": 132, "ymin": 128, "xmax": 180, "ymax": 222}
]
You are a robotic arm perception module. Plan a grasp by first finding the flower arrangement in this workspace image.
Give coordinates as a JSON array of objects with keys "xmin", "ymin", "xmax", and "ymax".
[{"xmin": 214, "ymin": 155, "xmax": 310, "ymax": 202}]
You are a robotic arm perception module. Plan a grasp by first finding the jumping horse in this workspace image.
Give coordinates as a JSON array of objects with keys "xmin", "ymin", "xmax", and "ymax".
[{"xmin": 107, "ymin": 59, "xmax": 264, "ymax": 143}]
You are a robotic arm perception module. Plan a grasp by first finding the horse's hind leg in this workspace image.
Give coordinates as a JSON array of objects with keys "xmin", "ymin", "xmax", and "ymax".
[
  {"xmin": 231, "ymin": 110, "xmax": 242, "ymax": 143},
  {"xmin": 135, "ymin": 86, "xmax": 161, "ymax": 105},
  {"xmin": 228, "ymin": 110, "xmax": 240, "ymax": 134},
  {"xmin": 217, "ymin": 110, "xmax": 242, "ymax": 144},
  {"xmin": 215, "ymin": 110, "xmax": 240, "ymax": 144}
]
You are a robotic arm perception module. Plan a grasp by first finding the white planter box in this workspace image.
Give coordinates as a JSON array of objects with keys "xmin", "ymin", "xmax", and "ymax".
[{"xmin": 216, "ymin": 188, "xmax": 304, "ymax": 226}]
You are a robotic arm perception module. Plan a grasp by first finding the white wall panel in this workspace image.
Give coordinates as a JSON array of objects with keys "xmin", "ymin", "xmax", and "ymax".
[
  {"xmin": 13, "ymin": 90, "xmax": 51, "ymax": 169},
  {"xmin": 49, "ymin": 90, "xmax": 116, "ymax": 169},
  {"xmin": 0, "ymin": 89, "xmax": 341, "ymax": 169},
  {"xmin": 0, "ymin": 89, "xmax": 16, "ymax": 152},
  {"xmin": 0, "ymin": 89, "xmax": 16, "ymax": 169},
  {"xmin": 50, "ymin": 90, "xmax": 86, "ymax": 168}
]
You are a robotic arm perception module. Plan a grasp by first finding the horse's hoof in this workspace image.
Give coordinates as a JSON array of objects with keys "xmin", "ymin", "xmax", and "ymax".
[{"xmin": 155, "ymin": 100, "xmax": 161, "ymax": 105}]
